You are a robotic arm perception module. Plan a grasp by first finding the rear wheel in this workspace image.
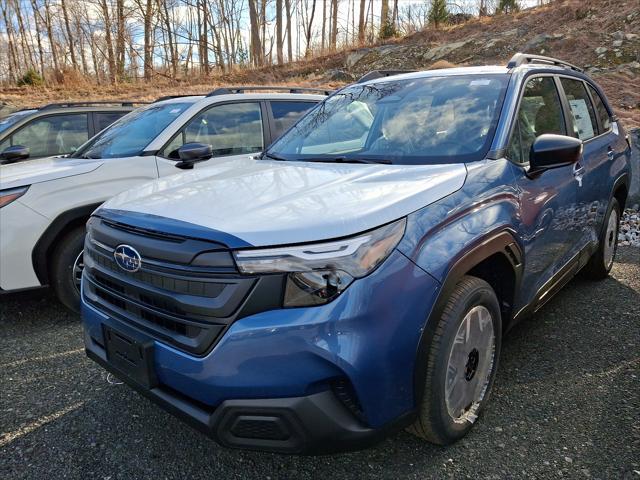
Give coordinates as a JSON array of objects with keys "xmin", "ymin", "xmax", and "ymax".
[
  {"xmin": 50, "ymin": 226, "xmax": 86, "ymax": 313},
  {"xmin": 408, "ymin": 276, "xmax": 501, "ymax": 445},
  {"xmin": 582, "ymin": 198, "xmax": 620, "ymax": 280}
]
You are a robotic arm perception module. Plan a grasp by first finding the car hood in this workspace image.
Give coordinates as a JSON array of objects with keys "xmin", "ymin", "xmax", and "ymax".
[
  {"xmin": 0, "ymin": 156, "xmax": 103, "ymax": 190},
  {"xmin": 100, "ymin": 158, "xmax": 467, "ymax": 247}
]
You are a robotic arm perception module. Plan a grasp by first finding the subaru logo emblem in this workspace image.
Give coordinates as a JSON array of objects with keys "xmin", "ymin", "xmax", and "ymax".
[{"xmin": 114, "ymin": 245, "xmax": 142, "ymax": 273}]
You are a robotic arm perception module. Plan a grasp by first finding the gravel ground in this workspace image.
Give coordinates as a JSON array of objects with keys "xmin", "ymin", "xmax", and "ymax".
[{"xmin": 1, "ymin": 248, "xmax": 639, "ymax": 480}]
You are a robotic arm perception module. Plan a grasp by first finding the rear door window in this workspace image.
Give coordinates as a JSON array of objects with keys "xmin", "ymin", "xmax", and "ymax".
[
  {"xmin": 560, "ymin": 78, "xmax": 598, "ymax": 141},
  {"xmin": 94, "ymin": 112, "xmax": 127, "ymax": 133},
  {"xmin": 10, "ymin": 113, "xmax": 89, "ymax": 157},
  {"xmin": 269, "ymin": 101, "xmax": 316, "ymax": 138},
  {"xmin": 586, "ymin": 84, "xmax": 612, "ymax": 133}
]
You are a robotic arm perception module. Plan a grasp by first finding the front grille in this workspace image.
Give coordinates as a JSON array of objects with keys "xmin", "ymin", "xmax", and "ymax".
[{"xmin": 82, "ymin": 216, "xmax": 267, "ymax": 355}]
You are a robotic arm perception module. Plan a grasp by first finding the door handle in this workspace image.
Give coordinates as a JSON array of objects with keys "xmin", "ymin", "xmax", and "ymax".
[
  {"xmin": 607, "ymin": 147, "xmax": 615, "ymax": 161},
  {"xmin": 573, "ymin": 162, "xmax": 585, "ymax": 187}
]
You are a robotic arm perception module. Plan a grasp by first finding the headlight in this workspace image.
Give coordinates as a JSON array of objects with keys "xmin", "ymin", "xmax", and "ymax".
[
  {"xmin": 233, "ymin": 218, "xmax": 406, "ymax": 306},
  {"xmin": 0, "ymin": 186, "xmax": 29, "ymax": 208}
]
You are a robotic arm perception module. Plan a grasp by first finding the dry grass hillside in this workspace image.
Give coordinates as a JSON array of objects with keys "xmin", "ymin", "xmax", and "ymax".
[{"xmin": 1, "ymin": 0, "xmax": 638, "ymax": 128}]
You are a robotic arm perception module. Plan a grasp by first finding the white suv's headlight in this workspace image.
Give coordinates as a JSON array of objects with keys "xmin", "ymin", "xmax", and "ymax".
[
  {"xmin": 0, "ymin": 186, "xmax": 29, "ymax": 208},
  {"xmin": 233, "ymin": 218, "xmax": 406, "ymax": 306}
]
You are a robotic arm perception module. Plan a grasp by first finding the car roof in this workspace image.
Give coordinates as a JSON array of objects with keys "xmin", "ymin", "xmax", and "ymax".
[{"xmin": 359, "ymin": 53, "xmax": 590, "ymax": 87}]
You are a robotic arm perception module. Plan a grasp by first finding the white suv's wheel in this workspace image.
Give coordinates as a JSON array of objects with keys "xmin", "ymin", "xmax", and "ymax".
[
  {"xmin": 408, "ymin": 276, "xmax": 502, "ymax": 445},
  {"xmin": 50, "ymin": 227, "xmax": 86, "ymax": 313}
]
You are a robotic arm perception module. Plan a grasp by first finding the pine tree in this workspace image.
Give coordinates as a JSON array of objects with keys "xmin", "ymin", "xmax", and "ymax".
[{"xmin": 428, "ymin": 0, "xmax": 449, "ymax": 28}]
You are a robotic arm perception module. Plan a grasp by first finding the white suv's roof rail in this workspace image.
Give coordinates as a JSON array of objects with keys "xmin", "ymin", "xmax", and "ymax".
[
  {"xmin": 507, "ymin": 52, "xmax": 583, "ymax": 72},
  {"xmin": 40, "ymin": 101, "xmax": 147, "ymax": 110},
  {"xmin": 357, "ymin": 70, "xmax": 417, "ymax": 83},
  {"xmin": 205, "ymin": 86, "xmax": 333, "ymax": 97}
]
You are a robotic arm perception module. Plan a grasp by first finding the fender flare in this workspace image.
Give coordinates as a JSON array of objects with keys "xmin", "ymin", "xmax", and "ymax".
[
  {"xmin": 32, "ymin": 203, "xmax": 103, "ymax": 285},
  {"xmin": 610, "ymin": 173, "xmax": 630, "ymax": 210},
  {"xmin": 412, "ymin": 229, "xmax": 523, "ymax": 405}
]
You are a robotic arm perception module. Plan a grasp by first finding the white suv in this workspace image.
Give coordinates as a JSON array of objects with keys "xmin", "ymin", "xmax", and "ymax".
[{"xmin": 0, "ymin": 87, "xmax": 327, "ymax": 311}]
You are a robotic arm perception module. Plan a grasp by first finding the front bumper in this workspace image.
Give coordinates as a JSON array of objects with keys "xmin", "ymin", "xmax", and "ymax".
[
  {"xmin": 0, "ymin": 200, "xmax": 49, "ymax": 291},
  {"xmin": 82, "ymin": 249, "xmax": 441, "ymax": 453},
  {"xmin": 87, "ymin": 346, "xmax": 414, "ymax": 454}
]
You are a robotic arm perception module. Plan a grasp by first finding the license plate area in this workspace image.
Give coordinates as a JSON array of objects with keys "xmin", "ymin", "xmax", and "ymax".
[{"xmin": 103, "ymin": 325, "xmax": 157, "ymax": 389}]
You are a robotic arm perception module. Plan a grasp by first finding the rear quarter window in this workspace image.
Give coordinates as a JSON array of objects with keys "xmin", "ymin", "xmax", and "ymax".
[
  {"xmin": 270, "ymin": 101, "xmax": 317, "ymax": 138},
  {"xmin": 95, "ymin": 112, "xmax": 128, "ymax": 133},
  {"xmin": 586, "ymin": 84, "xmax": 612, "ymax": 133}
]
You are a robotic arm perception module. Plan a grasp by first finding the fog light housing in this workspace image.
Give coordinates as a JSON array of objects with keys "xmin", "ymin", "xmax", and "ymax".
[{"xmin": 284, "ymin": 270, "xmax": 354, "ymax": 307}]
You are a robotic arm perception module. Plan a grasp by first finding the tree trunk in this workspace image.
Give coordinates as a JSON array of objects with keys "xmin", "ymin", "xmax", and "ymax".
[
  {"xmin": 305, "ymin": 0, "xmax": 317, "ymax": 56},
  {"xmin": 116, "ymin": 0, "xmax": 125, "ymax": 79},
  {"xmin": 98, "ymin": 0, "xmax": 116, "ymax": 82},
  {"xmin": 142, "ymin": 0, "xmax": 154, "ymax": 80},
  {"xmin": 43, "ymin": 0, "xmax": 60, "ymax": 73},
  {"xmin": 330, "ymin": 0, "xmax": 338, "ymax": 49},
  {"xmin": 380, "ymin": 0, "xmax": 389, "ymax": 38},
  {"xmin": 276, "ymin": 0, "xmax": 284, "ymax": 63},
  {"xmin": 285, "ymin": 0, "xmax": 293, "ymax": 61},
  {"xmin": 358, "ymin": 0, "xmax": 366, "ymax": 43},
  {"xmin": 321, "ymin": 0, "xmax": 326, "ymax": 51},
  {"xmin": 60, "ymin": 0, "xmax": 78, "ymax": 70},
  {"xmin": 30, "ymin": 0, "xmax": 46, "ymax": 79},
  {"xmin": 247, "ymin": 0, "xmax": 263, "ymax": 66}
]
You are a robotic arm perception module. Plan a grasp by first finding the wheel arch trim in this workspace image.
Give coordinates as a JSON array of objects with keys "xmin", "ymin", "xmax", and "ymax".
[
  {"xmin": 412, "ymin": 229, "xmax": 523, "ymax": 406},
  {"xmin": 32, "ymin": 203, "xmax": 102, "ymax": 285}
]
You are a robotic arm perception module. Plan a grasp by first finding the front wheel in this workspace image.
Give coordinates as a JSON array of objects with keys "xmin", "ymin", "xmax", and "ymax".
[
  {"xmin": 50, "ymin": 227, "xmax": 86, "ymax": 313},
  {"xmin": 582, "ymin": 197, "xmax": 621, "ymax": 280},
  {"xmin": 408, "ymin": 276, "xmax": 502, "ymax": 445}
]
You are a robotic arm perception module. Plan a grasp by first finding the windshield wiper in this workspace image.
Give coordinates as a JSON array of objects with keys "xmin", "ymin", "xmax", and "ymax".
[
  {"xmin": 302, "ymin": 156, "xmax": 392, "ymax": 165},
  {"xmin": 261, "ymin": 152, "xmax": 288, "ymax": 161}
]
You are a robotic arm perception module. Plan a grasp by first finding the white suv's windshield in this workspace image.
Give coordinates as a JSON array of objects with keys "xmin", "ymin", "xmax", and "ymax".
[
  {"xmin": 73, "ymin": 102, "xmax": 191, "ymax": 159},
  {"xmin": 267, "ymin": 74, "xmax": 509, "ymax": 165}
]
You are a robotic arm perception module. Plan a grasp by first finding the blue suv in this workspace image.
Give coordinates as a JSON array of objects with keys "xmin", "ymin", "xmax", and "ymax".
[{"xmin": 81, "ymin": 54, "xmax": 632, "ymax": 454}]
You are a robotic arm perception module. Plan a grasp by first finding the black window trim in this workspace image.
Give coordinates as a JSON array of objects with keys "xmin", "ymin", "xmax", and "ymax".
[{"xmin": 156, "ymin": 99, "xmax": 270, "ymax": 161}]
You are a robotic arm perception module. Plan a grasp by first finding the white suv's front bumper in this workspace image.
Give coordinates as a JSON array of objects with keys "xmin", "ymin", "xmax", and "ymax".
[{"xmin": 0, "ymin": 200, "xmax": 49, "ymax": 291}]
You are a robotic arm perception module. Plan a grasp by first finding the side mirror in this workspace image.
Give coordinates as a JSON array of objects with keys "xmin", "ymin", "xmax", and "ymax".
[
  {"xmin": 0, "ymin": 145, "xmax": 30, "ymax": 164},
  {"xmin": 529, "ymin": 134, "xmax": 582, "ymax": 174},
  {"xmin": 175, "ymin": 143, "xmax": 213, "ymax": 169}
]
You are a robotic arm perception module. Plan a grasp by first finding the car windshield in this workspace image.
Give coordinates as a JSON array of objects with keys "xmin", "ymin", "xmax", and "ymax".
[
  {"xmin": 0, "ymin": 110, "xmax": 35, "ymax": 135},
  {"xmin": 267, "ymin": 74, "xmax": 509, "ymax": 165},
  {"xmin": 72, "ymin": 102, "xmax": 192, "ymax": 159}
]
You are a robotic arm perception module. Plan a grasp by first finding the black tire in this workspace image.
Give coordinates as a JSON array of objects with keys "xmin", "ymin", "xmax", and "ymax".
[
  {"xmin": 408, "ymin": 275, "xmax": 502, "ymax": 445},
  {"xmin": 50, "ymin": 226, "xmax": 86, "ymax": 313},
  {"xmin": 582, "ymin": 197, "xmax": 621, "ymax": 280}
]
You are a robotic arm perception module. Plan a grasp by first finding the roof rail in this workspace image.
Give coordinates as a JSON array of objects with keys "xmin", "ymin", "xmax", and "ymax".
[
  {"xmin": 507, "ymin": 53, "xmax": 583, "ymax": 72},
  {"xmin": 357, "ymin": 70, "xmax": 417, "ymax": 83},
  {"xmin": 154, "ymin": 94, "xmax": 205, "ymax": 102},
  {"xmin": 205, "ymin": 86, "xmax": 333, "ymax": 97},
  {"xmin": 39, "ymin": 101, "xmax": 148, "ymax": 110}
]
